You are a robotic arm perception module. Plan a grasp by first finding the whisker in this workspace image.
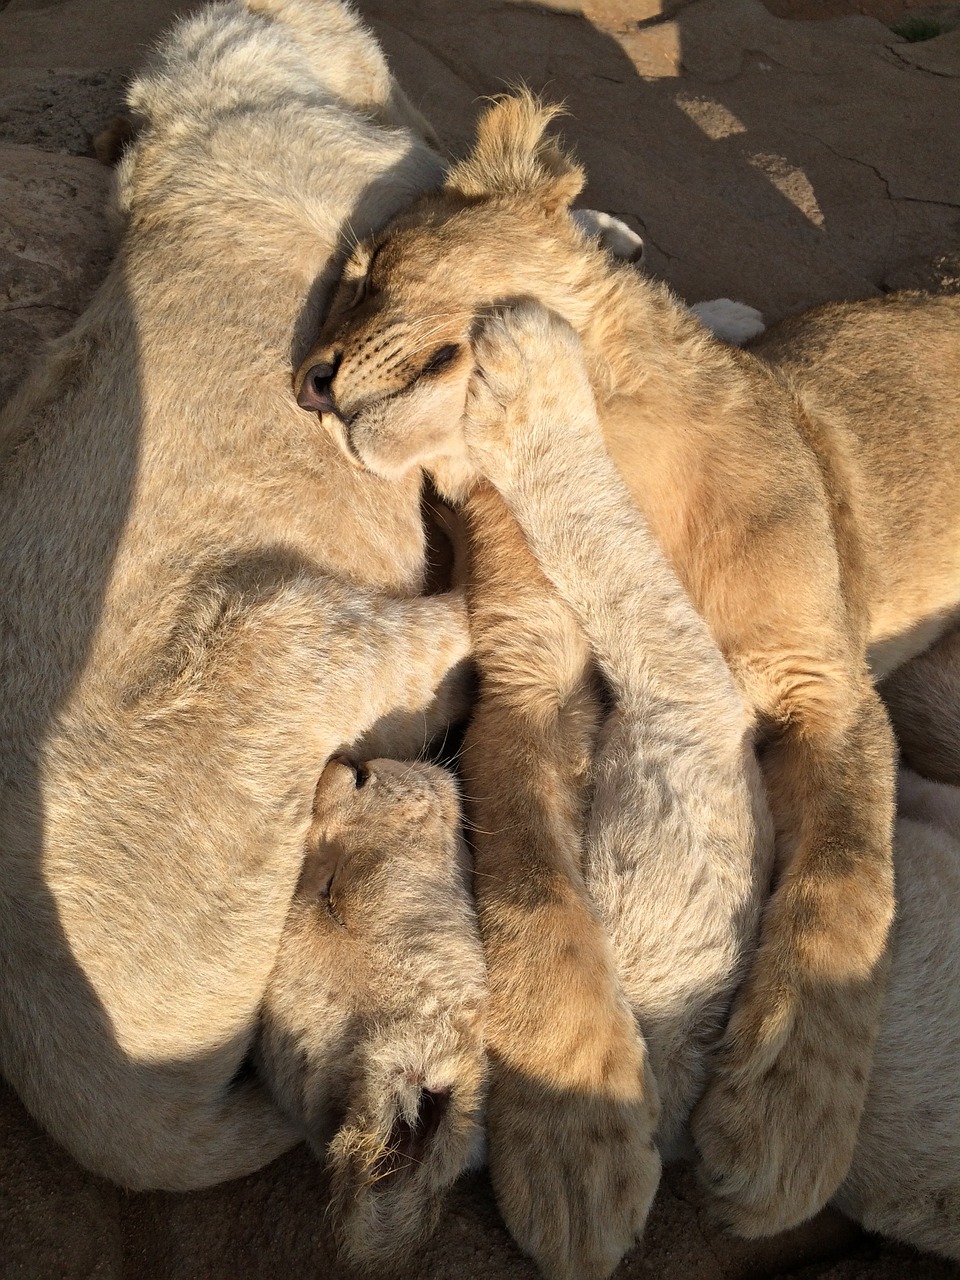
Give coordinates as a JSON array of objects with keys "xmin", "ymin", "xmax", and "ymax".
[
  {"xmin": 341, "ymin": 218, "xmax": 361, "ymax": 253},
  {"xmin": 465, "ymin": 828, "xmax": 521, "ymax": 841}
]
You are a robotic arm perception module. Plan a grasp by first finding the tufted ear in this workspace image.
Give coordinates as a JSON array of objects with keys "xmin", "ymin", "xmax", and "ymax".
[
  {"xmin": 327, "ymin": 1060, "xmax": 463, "ymax": 1267},
  {"xmin": 445, "ymin": 90, "xmax": 585, "ymax": 216}
]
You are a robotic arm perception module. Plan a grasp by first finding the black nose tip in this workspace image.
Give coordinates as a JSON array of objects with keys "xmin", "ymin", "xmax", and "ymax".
[{"xmin": 297, "ymin": 361, "xmax": 338, "ymax": 414}]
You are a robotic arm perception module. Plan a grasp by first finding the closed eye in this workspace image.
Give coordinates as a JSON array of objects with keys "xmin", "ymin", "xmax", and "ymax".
[
  {"xmin": 344, "ymin": 241, "xmax": 387, "ymax": 309},
  {"xmin": 421, "ymin": 343, "xmax": 461, "ymax": 377},
  {"xmin": 322, "ymin": 872, "xmax": 345, "ymax": 928},
  {"xmin": 366, "ymin": 240, "xmax": 387, "ymax": 279}
]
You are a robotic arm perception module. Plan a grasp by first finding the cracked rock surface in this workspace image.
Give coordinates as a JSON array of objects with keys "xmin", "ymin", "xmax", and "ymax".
[{"xmin": 0, "ymin": 0, "xmax": 958, "ymax": 1278}]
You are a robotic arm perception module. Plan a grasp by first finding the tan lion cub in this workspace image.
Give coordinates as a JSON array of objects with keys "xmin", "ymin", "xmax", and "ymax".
[
  {"xmin": 286, "ymin": 298, "xmax": 769, "ymax": 1276},
  {"xmin": 281, "ymin": 306, "xmax": 960, "ymax": 1273},
  {"xmin": 456, "ymin": 303, "xmax": 960, "ymax": 1269},
  {"xmin": 257, "ymin": 755, "xmax": 487, "ymax": 1268},
  {"xmin": 294, "ymin": 92, "xmax": 960, "ymax": 1265}
]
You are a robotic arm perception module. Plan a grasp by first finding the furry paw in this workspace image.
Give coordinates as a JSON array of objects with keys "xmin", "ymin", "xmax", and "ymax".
[
  {"xmin": 572, "ymin": 209, "xmax": 645, "ymax": 263},
  {"xmin": 690, "ymin": 298, "xmax": 765, "ymax": 346},
  {"xmin": 465, "ymin": 302, "xmax": 592, "ymax": 480},
  {"xmin": 691, "ymin": 984, "xmax": 868, "ymax": 1236},
  {"xmin": 488, "ymin": 1067, "xmax": 661, "ymax": 1280}
]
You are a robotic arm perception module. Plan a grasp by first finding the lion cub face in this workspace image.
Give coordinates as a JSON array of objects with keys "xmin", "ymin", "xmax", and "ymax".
[
  {"xmin": 294, "ymin": 96, "xmax": 590, "ymax": 491},
  {"xmin": 258, "ymin": 756, "xmax": 487, "ymax": 1267},
  {"xmin": 295, "ymin": 221, "xmax": 479, "ymax": 480}
]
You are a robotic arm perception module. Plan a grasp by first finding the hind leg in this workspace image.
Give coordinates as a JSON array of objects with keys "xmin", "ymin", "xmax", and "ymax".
[{"xmin": 880, "ymin": 625, "xmax": 960, "ymax": 785}]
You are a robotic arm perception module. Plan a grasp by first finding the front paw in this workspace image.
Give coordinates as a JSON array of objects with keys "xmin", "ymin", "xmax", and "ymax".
[
  {"xmin": 572, "ymin": 209, "xmax": 645, "ymax": 263},
  {"xmin": 464, "ymin": 302, "xmax": 587, "ymax": 479},
  {"xmin": 488, "ymin": 998, "xmax": 660, "ymax": 1280},
  {"xmin": 691, "ymin": 982, "xmax": 869, "ymax": 1237},
  {"xmin": 689, "ymin": 298, "xmax": 765, "ymax": 346},
  {"xmin": 487, "ymin": 1028, "xmax": 661, "ymax": 1280}
]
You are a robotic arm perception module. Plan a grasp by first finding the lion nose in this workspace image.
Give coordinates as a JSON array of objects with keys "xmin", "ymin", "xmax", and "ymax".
[{"xmin": 297, "ymin": 361, "xmax": 339, "ymax": 415}]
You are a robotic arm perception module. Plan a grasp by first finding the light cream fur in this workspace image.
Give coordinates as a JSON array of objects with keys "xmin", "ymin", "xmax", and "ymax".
[
  {"xmin": 279, "ymin": 302, "xmax": 960, "ymax": 1271},
  {"xmin": 296, "ymin": 92, "xmax": 960, "ymax": 1272},
  {"xmin": 462, "ymin": 304, "xmax": 960, "ymax": 1268},
  {"xmin": 256, "ymin": 755, "xmax": 488, "ymax": 1266},
  {"xmin": 0, "ymin": 0, "xmax": 479, "ymax": 1202}
]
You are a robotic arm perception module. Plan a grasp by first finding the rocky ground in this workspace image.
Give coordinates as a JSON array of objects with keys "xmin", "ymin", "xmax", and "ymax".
[{"xmin": 1, "ymin": 0, "xmax": 959, "ymax": 1278}]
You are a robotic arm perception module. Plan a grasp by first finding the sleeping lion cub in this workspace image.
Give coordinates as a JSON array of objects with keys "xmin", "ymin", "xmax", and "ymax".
[
  {"xmin": 272, "ymin": 317, "xmax": 960, "ymax": 1265},
  {"xmin": 257, "ymin": 755, "xmax": 487, "ymax": 1267},
  {"xmin": 0, "ymin": 0, "xmax": 473, "ymax": 1196},
  {"xmin": 293, "ymin": 92, "xmax": 960, "ymax": 1270}
]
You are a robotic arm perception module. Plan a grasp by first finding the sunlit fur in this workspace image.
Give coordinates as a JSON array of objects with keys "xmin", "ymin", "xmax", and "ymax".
[
  {"xmin": 462, "ymin": 307, "xmax": 960, "ymax": 1269},
  {"xmin": 257, "ymin": 757, "xmax": 487, "ymax": 1267},
  {"xmin": 288, "ymin": 303, "xmax": 960, "ymax": 1272},
  {"xmin": 301, "ymin": 91, "xmax": 960, "ymax": 1270},
  {"xmin": 0, "ymin": 0, "xmax": 474, "ymax": 1202}
]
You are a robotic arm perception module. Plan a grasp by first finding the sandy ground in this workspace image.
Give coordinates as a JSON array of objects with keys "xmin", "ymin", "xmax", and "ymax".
[{"xmin": 1, "ymin": 0, "xmax": 959, "ymax": 1277}]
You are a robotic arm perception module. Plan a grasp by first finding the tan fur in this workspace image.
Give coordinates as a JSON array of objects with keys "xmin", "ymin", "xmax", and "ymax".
[
  {"xmin": 881, "ymin": 624, "xmax": 960, "ymax": 784},
  {"xmin": 460, "ymin": 482, "xmax": 662, "ymax": 1280},
  {"xmin": 0, "ymin": 0, "xmax": 476, "ymax": 1200},
  {"xmin": 296, "ymin": 92, "xmax": 960, "ymax": 1270},
  {"xmin": 289, "ymin": 299, "xmax": 960, "ymax": 1269},
  {"xmin": 460, "ymin": 306, "xmax": 960, "ymax": 1269},
  {"xmin": 257, "ymin": 756, "xmax": 487, "ymax": 1267},
  {"xmin": 275, "ymin": 310, "xmax": 960, "ymax": 1269}
]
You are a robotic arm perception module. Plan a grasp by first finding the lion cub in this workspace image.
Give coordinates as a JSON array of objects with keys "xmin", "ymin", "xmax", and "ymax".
[
  {"xmin": 453, "ymin": 303, "xmax": 960, "ymax": 1270},
  {"xmin": 271, "ymin": 323, "xmax": 960, "ymax": 1269},
  {"xmin": 257, "ymin": 755, "xmax": 487, "ymax": 1269},
  {"xmin": 293, "ymin": 92, "xmax": 960, "ymax": 1267},
  {"xmin": 280, "ymin": 308, "xmax": 960, "ymax": 1275}
]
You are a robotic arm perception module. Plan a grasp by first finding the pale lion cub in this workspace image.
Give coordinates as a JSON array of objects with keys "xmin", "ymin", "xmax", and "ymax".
[
  {"xmin": 0, "ymin": 0, "xmax": 473, "ymax": 1192},
  {"xmin": 257, "ymin": 755, "xmax": 487, "ymax": 1267},
  {"xmin": 295, "ymin": 92, "xmax": 960, "ymax": 1265}
]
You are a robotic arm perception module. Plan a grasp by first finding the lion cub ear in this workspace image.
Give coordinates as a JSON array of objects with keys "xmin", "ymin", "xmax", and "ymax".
[{"xmin": 445, "ymin": 91, "xmax": 585, "ymax": 216}]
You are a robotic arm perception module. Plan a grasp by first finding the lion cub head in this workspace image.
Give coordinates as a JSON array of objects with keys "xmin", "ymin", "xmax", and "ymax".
[
  {"xmin": 294, "ymin": 92, "xmax": 599, "ymax": 492},
  {"xmin": 257, "ymin": 755, "xmax": 487, "ymax": 1267}
]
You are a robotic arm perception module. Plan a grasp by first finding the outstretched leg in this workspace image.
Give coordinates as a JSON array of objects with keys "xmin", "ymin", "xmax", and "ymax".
[
  {"xmin": 685, "ymin": 553, "xmax": 896, "ymax": 1234},
  {"xmin": 463, "ymin": 302, "xmax": 769, "ymax": 1160},
  {"xmin": 461, "ymin": 482, "xmax": 657, "ymax": 1280},
  {"xmin": 692, "ymin": 673, "xmax": 895, "ymax": 1233},
  {"xmin": 458, "ymin": 302, "xmax": 771, "ymax": 1278}
]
